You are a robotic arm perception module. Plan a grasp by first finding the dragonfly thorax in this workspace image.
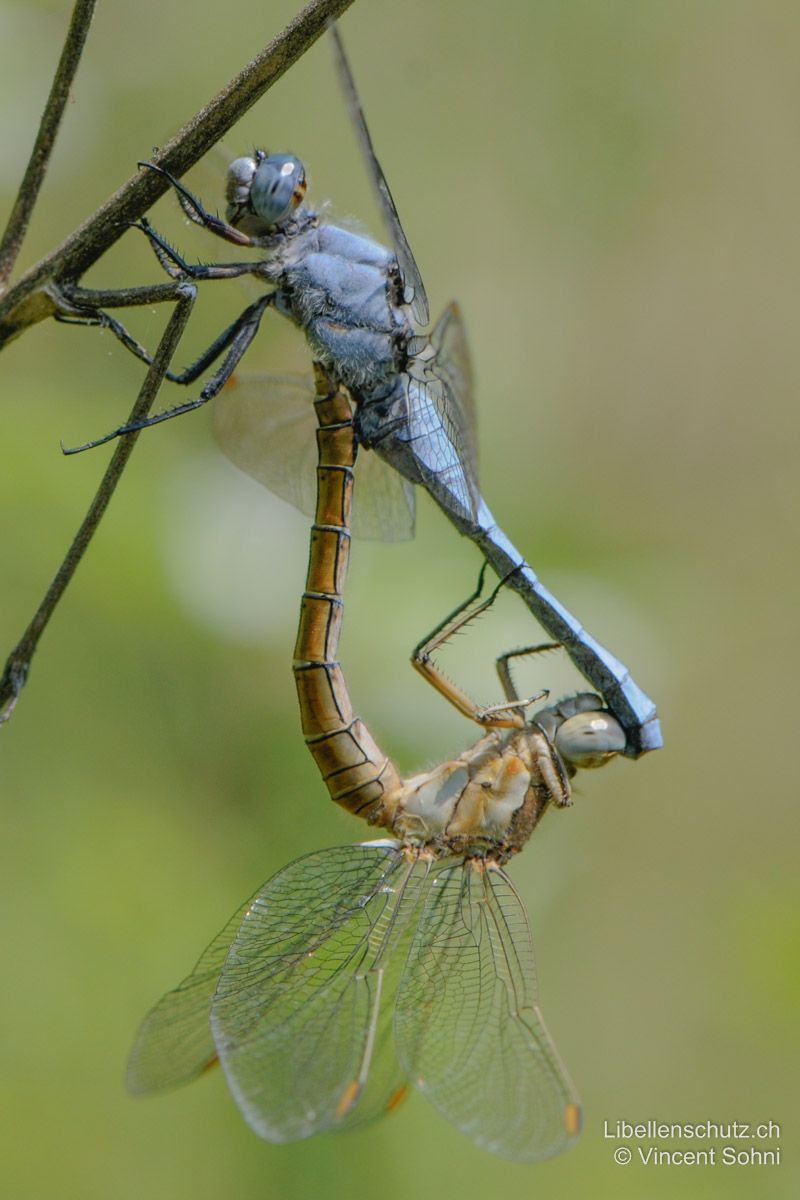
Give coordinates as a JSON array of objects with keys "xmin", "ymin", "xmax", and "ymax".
[
  {"xmin": 385, "ymin": 728, "xmax": 558, "ymax": 860},
  {"xmin": 381, "ymin": 697, "xmax": 624, "ymax": 860},
  {"xmin": 226, "ymin": 152, "xmax": 307, "ymax": 234}
]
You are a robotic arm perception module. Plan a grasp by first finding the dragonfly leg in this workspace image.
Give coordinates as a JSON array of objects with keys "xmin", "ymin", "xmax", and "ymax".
[
  {"xmin": 56, "ymin": 218, "xmax": 271, "ymax": 389},
  {"xmin": 58, "ymin": 302, "xmax": 236, "ymax": 384},
  {"xmin": 56, "ymin": 306, "xmax": 165, "ymax": 370},
  {"xmin": 412, "ymin": 565, "xmax": 547, "ymax": 729},
  {"xmin": 137, "ymin": 161, "xmax": 255, "ymax": 248},
  {"xmin": 61, "ymin": 292, "xmax": 275, "ymax": 453},
  {"xmin": 160, "ymin": 294, "xmax": 277, "ymax": 387},
  {"xmin": 496, "ymin": 643, "xmax": 561, "ymax": 703},
  {"xmin": 132, "ymin": 217, "xmax": 265, "ymax": 282},
  {"xmin": 55, "ymin": 278, "xmax": 201, "ymax": 374}
]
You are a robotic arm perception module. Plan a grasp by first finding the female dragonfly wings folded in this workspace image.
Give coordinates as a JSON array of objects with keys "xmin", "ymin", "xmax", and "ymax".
[
  {"xmin": 128, "ymin": 368, "xmax": 627, "ymax": 1161},
  {"xmin": 78, "ymin": 25, "xmax": 660, "ymax": 757}
]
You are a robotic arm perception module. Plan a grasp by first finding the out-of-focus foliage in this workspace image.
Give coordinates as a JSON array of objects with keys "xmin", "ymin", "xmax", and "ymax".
[{"xmin": 1, "ymin": 2, "xmax": 797, "ymax": 1198}]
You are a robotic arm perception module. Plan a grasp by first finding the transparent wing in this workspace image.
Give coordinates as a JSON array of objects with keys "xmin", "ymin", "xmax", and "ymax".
[
  {"xmin": 212, "ymin": 374, "xmax": 319, "ymax": 515},
  {"xmin": 395, "ymin": 861, "xmax": 582, "ymax": 1162},
  {"xmin": 212, "ymin": 374, "xmax": 416, "ymax": 541},
  {"xmin": 330, "ymin": 23, "xmax": 430, "ymax": 327},
  {"xmin": 390, "ymin": 303, "xmax": 480, "ymax": 526},
  {"xmin": 430, "ymin": 301, "xmax": 478, "ymax": 474},
  {"xmin": 332, "ymin": 966, "xmax": 409, "ymax": 1134},
  {"xmin": 210, "ymin": 844, "xmax": 425, "ymax": 1143},
  {"xmin": 354, "ymin": 442, "xmax": 417, "ymax": 542},
  {"xmin": 126, "ymin": 896, "xmax": 253, "ymax": 1094}
]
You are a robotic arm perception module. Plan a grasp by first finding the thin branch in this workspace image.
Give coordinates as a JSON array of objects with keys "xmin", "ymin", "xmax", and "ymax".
[
  {"xmin": 0, "ymin": 0, "xmax": 98, "ymax": 290},
  {"xmin": 0, "ymin": 0, "xmax": 356, "ymax": 724},
  {"xmin": 0, "ymin": 0, "xmax": 355, "ymax": 348},
  {"xmin": 0, "ymin": 282, "xmax": 197, "ymax": 725}
]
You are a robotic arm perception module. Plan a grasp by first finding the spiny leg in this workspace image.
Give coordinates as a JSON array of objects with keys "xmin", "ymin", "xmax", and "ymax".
[
  {"xmin": 125, "ymin": 218, "xmax": 281, "ymax": 385},
  {"xmin": 43, "ymin": 160, "xmax": 279, "ymax": 453},
  {"xmin": 54, "ymin": 278, "xmax": 199, "ymax": 374},
  {"xmin": 56, "ymin": 307, "xmax": 167, "ymax": 371},
  {"xmin": 133, "ymin": 217, "xmax": 263, "ymax": 283},
  {"xmin": 149, "ymin": 297, "xmax": 273, "ymax": 387},
  {"xmin": 57, "ymin": 301, "xmax": 210, "ymax": 383},
  {"xmin": 62, "ymin": 290, "xmax": 275, "ymax": 453},
  {"xmin": 53, "ymin": 245, "xmax": 263, "ymax": 382},
  {"xmin": 495, "ymin": 642, "xmax": 561, "ymax": 702},
  {"xmin": 411, "ymin": 565, "xmax": 549, "ymax": 729},
  {"xmin": 53, "ymin": 152, "xmax": 278, "ymax": 420},
  {"xmin": 51, "ymin": 144, "xmax": 271, "ymax": 380},
  {"xmin": 58, "ymin": 211, "xmax": 273, "ymax": 390},
  {"xmin": 59, "ymin": 193, "xmax": 282, "ymax": 454},
  {"xmin": 137, "ymin": 161, "xmax": 255, "ymax": 248}
]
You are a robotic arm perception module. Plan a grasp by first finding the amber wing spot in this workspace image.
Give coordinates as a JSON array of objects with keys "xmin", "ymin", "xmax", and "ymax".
[
  {"xmin": 200, "ymin": 1055, "xmax": 220, "ymax": 1076},
  {"xmin": 564, "ymin": 1102, "xmax": 582, "ymax": 1138},
  {"xmin": 385, "ymin": 1084, "xmax": 409, "ymax": 1114},
  {"xmin": 335, "ymin": 1079, "xmax": 363, "ymax": 1119}
]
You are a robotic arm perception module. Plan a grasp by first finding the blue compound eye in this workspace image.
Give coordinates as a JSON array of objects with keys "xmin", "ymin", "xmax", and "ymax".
[
  {"xmin": 250, "ymin": 154, "xmax": 306, "ymax": 226},
  {"xmin": 225, "ymin": 154, "xmax": 307, "ymax": 231}
]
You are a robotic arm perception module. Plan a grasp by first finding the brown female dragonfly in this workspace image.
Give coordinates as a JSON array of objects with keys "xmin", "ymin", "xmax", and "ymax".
[{"xmin": 127, "ymin": 367, "xmax": 626, "ymax": 1161}]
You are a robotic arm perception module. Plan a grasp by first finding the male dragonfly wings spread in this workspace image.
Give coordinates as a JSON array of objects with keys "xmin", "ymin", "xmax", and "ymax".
[
  {"xmin": 73, "ymin": 25, "xmax": 661, "ymax": 758},
  {"xmin": 128, "ymin": 369, "xmax": 627, "ymax": 1162}
]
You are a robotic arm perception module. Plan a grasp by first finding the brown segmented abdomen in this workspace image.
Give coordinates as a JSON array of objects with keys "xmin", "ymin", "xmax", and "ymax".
[{"xmin": 292, "ymin": 366, "xmax": 401, "ymax": 822}]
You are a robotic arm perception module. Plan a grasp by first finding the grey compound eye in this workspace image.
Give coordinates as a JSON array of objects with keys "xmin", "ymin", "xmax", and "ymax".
[
  {"xmin": 554, "ymin": 711, "xmax": 626, "ymax": 769},
  {"xmin": 225, "ymin": 156, "xmax": 258, "ymax": 215}
]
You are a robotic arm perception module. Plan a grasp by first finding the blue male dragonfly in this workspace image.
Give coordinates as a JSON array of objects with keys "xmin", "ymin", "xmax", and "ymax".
[{"xmin": 70, "ymin": 25, "xmax": 661, "ymax": 757}]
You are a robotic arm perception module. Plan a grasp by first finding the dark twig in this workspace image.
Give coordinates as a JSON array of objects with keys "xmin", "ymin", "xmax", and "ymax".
[
  {"xmin": 0, "ymin": 283, "xmax": 197, "ymax": 724},
  {"xmin": 0, "ymin": 0, "xmax": 355, "ymax": 347},
  {"xmin": 0, "ymin": 0, "xmax": 356, "ymax": 724},
  {"xmin": 0, "ymin": 0, "xmax": 98, "ymax": 289}
]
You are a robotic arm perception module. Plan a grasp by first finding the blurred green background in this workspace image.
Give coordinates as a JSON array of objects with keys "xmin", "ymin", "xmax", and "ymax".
[{"xmin": 1, "ymin": 1, "xmax": 797, "ymax": 1197}]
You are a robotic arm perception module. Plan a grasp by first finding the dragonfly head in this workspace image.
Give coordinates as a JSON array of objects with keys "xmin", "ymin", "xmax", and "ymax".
[
  {"xmin": 225, "ymin": 151, "xmax": 307, "ymax": 234},
  {"xmin": 535, "ymin": 693, "xmax": 626, "ymax": 771}
]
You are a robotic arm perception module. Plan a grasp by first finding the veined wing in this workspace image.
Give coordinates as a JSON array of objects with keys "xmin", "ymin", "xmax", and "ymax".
[
  {"xmin": 212, "ymin": 374, "xmax": 416, "ymax": 541},
  {"xmin": 331, "ymin": 954, "xmax": 410, "ymax": 1134},
  {"xmin": 330, "ymin": 23, "xmax": 430, "ymax": 327},
  {"xmin": 210, "ymin": 844, "xmax": 427, "ymax": 1143},
  {"xmin": 127, "ymin": 896, "xmax": 253, "ymax": 1094},
  {"xmin": 400, "ymin": 304, "xmax": 480, "ymax": 524},
  {"xmin": 429, "ymin": 301, "xmax": 478, "ymax": 480},
  {"xmin": 394, "ymin": 860, "xmax": 582, "ymax": 1162}
]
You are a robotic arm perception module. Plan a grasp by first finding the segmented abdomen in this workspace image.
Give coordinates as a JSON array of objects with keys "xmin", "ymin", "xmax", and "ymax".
[{"xmin": 292, "ymin": 366, "xmax": 401, "ymax": 822}]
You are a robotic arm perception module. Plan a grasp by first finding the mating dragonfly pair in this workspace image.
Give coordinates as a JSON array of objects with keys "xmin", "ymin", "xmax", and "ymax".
[{"xmin": 74, "ymin": 25, "xmax": 660, "ymax": 1162}]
